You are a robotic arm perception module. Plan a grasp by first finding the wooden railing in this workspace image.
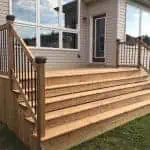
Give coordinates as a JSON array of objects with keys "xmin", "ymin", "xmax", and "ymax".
[
  {"xmin": 116, "ymin": 39, "xmax": 139, "ymax": 67},
  {"xmin": 0, "ymin": 15, "xmax": 46, "ymax": 138},
  {"xmin": 0, "ymin": 23, "xmax": 9, "ymax": 75},
  {"xmin": 116, "ymin": 39, "xmax": 150, "ymax": 73}
]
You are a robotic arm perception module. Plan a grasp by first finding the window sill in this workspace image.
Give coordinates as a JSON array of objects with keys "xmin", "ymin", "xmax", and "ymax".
[{"xmin": 29, "ymin": 47, "xmax": 80, "ymax": 52}]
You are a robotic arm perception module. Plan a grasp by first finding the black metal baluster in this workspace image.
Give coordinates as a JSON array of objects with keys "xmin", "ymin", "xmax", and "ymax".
[
  {"xmin": 34, "ymin": 70, "xmax": 37, "ymax": 114},
  {"xmin": 145, "ymin": 48, "xmax": 148, "ymax": 70},
  {"xmin": 31, "ymin": 64, "xmax": 34, "ymax": 108},
  {"xmin": 15, "ymin": 38, "xmax": 18, "ymax": 78},
  {"xmin": 0, "ymin": 31, "xmax": 1, "ymax": 71},
  {"xmin": 27, "ymin": 59, "xmax": 30, "ymax": 104},
  {"xmin": 21, "ymin": 47, "xmax": 24, "ymax": 87},
  {"xmin": 24, "ymin": 55, "xmax": 27, "ymax": 95},
  {"xmin": 129, "ymin": 43, "xmax": 131, "ymax": 65}
]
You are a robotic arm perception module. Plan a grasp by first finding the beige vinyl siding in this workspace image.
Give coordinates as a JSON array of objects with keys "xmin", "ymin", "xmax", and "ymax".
[
  {"xmin": 0, "ymin": 0, "xmax": 9, "ymax": 25},
  {"xmin": 87, "ymin": 0, "xmax": 118, "ymax": 66},
  {"xmin": 31, "ymin": 49, "xmax": 89, "ymax": 69},
  {"xmin": 117, "ymin": 0, "xmax": 127, "ymax": 41}
]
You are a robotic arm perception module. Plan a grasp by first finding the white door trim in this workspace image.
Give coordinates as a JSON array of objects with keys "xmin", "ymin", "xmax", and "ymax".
[
  {"xmin": 89, "ymin": 14, "xmax": 107, "ymax": 64},
  {"xmin": 89, "ymin": 16, "xmax": 93, "ymax": 63}
]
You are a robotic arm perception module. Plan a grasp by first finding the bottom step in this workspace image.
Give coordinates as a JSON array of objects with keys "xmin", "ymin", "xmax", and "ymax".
[{"xmin": 41, "ymin": 100, "xmax": 150, "ymax": 150}]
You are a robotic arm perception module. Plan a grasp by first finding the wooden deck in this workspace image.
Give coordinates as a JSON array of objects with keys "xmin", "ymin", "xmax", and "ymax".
[{"xmin": 1, "ymin": 67, "xmax": 150, "ymax": 150}]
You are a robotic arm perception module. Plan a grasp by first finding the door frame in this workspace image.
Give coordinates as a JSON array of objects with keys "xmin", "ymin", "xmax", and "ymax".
[{"xmin": 89, "ymin": 13, "xmax": 107, "ymax": 63}]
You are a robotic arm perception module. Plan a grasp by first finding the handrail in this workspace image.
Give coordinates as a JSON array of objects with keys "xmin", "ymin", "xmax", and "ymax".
[
  {"xmin": 0, "ymin": 15, "xmax": 46, "ymax": 139},
  {"xmin": 117, "ymin": 38, "xmax": 150, "ymax": 73},
  {"xmin": 10, "ymin": 26, "xmax": 35, "ymax": 62}
]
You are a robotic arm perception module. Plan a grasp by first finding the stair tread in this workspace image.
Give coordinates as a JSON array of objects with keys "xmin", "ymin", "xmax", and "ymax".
[
  {"xmin": 27, "ymin": 89, "xmax": 150, "ymax": 123},
  {"xmin": 42, "ymin": 99, "xmax": 150, "ymax": 141},
  {"xmin": 46, "ymin": 81, "xmax": 150, "ymax": 104},
  {"xmin": 46, "ymin": 74, "xmax": 147, "ymax": 90},
  {"xmin": 46, "ymin": 68, "xmax": 139, "ymax": 78},
  {"xmin": 45, "ymin": 89, "xmax": 150, "ymax": 120}
]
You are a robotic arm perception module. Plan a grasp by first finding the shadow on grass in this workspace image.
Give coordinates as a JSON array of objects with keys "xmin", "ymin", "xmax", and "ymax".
[
  {"xmin": 0, "ymin": 123, "xmax": 28, "ymax": 150},
  {"xmin": 71, "ymin": 114, "xmax": 150, "ymax": 150}
]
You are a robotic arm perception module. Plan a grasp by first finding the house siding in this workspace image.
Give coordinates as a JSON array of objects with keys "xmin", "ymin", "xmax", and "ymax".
[
  {"xmin": 0, "ymin": 0, "xmax": 9, "ymax": 25},
  {"xmin": 117, "ymin": 0, "xmax": 127, "ymax": 41},
  {"xmin": 87, "ymin": 0, "xmax": 118, "ymax": 66}
]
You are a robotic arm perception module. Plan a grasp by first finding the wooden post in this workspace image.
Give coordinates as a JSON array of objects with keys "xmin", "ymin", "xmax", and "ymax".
[
  {"xmin": 116, "ymin": 39, "xmax": 120, "ymax": 68},
  {"xmin": 35, "ymin": 57, "xmax": 47, "ymax": 138},
  {"xmin": 138, "ymin": 38, "xmax": 141, "ymax": 68},
  {"xmin": 6, "ymin": 15, "xmax": 15, "ymax": 89}
]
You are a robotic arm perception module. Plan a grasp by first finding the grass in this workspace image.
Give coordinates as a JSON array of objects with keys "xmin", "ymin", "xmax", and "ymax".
[
  {"xmin": 71, "ymin": 114, "xmax": 150, "ymax": 150},
  {"xmin": 0, "ymin": 123, "xmax": 28, "ymax": 150}
]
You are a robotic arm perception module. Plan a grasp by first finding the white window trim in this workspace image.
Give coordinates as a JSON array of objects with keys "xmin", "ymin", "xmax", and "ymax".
[{"xmin": 9, "ymin": 0, "xmax": 81, "ymax": 51}]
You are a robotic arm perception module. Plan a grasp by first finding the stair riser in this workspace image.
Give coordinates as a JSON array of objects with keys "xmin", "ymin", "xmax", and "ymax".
[
  {"xmin": 45, "ymin": 76, "xmax": 147, "ymax": 98},
  {"xmin": 42, "ymin": 104, "xmax": 150, "ymax": 150},
  {"xmin": 45, "ymin": 83, "xmax": 150, "ymax": 112},
  {"xmin": 45, "ymin": 94, "xmax": 150, "ymax": 128},
  {"xmin": 45, "ymin": 70, "xmax": 140, "ymax": 86}
]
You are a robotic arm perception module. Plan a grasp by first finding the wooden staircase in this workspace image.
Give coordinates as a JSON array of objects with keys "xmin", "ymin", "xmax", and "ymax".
[
  {"xmin": 20, "ymin": 67, "xmax": 150, "ymax": 150},
  {"xmin": 1, "ymin": 16, "xmax": 150, "ymax": 150}
]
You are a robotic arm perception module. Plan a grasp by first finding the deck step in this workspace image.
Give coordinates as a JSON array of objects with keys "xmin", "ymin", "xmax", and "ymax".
[
  {"xmin": 41, "ymin": 99, "xmax": 150, "ymax": 150},
  {"xmin": 27, "ymin": 89, "xmax": 150, "ymax": 128},
  {"xmin": 45, "ymin": 68, "xmax": 140, "ymax": 86},
  {"xmin": 45, "ymin": 81, "xmax": 150, "ymax": 112},
  {"xmin": 45, "ymin": 74, "xmax": 148, "ymax": 97}
]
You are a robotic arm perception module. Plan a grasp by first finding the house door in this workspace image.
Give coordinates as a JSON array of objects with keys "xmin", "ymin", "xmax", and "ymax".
[{"xmin": 93, "ymin": 14, "xmax": 106, "ymax": 62}]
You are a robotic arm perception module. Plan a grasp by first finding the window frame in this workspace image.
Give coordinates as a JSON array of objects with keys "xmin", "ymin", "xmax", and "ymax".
[
  {"xmin": 10, "ymin": 0, "xmax": 81, "ymax": 51},
  {"xmin": 126, "ymin": 1, "xmax": 150, "ymax": 40}
]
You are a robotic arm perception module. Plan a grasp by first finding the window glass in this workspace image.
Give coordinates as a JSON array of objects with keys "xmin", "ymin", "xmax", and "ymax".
[
  {"xmin": 12, "ymin": 0, "xmax": 36, "ymax": 23},
  {"xmin": 126, "ymin": 4, "xmax": 140, "ymax": 42},
  {"xmin": 15, "ymin": 26, "xmax": 36, "ymax": 46},
  {"xmin": 141, "ymin": 11, "xmax": 150, "ymax": 45},
  {"xmin": 12, "ymin": 0, "xmax": 79, "ymax": 49},
  {"xmin": 63, "ymin": 32, "xmax": 78, "ymax": 49},
  {"xmin": 40, "ymin": 0, "xmax": 59, "ymax": 27},
  {"xmin": 61, "ymin": 0, "xmax": 78, "ymax": 29},
  {"xmin": 40, "ymin": 29, "xmax": 59, "ymax": 48}
]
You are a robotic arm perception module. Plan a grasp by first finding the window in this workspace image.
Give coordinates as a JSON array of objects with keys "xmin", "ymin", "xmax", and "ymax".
[
  {"xmin": 63, "ymin": 32, "xmax": 78, "ymax": 49},
  {"xmin": 11, "ymin": 0, "xmax": 80, "ymax": 49},
  {"xmin": 40, "ymin": 30, "xmax": 59, "ymax": 48},
  {"xmin": 15, "ymin": 25, "xmax": 36, "ymax": 46},
  {"xmin": 126, "ymin": 3, "xmax": 150, "ymax": 45},
  {"xmin": 141, "ymin": 11, "xmax": 150, "ymax": 45},
  {"xmin": 12, "ymin": 0, "xmax": 36, "ymax": 23},
  {"xmin": 40, "ymin": 0, "xmax": 59, "ymax": 27},
  {"xmin": 126, "ymin": 4, "xmax": 140, "ymax": 43},
  {"xmin": 61, "ymin": 0, "xmax": 78, "ymax": 29}
]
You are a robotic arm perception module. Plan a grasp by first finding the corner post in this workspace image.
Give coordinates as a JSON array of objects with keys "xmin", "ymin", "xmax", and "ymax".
[
  {"xmin": 6, "ymin": 15, "xmax": 15, "ymax": 89},
  {"xmin": 138, "ymin": 38, "xmax": 141, "ymax": 68},
  {"xmin": 116, "ymin": 39, "xmax": 120, "ymax": 68},
  {"xmin": 35, "ymin": 57, "xmax": 47, "ymax": 138}
]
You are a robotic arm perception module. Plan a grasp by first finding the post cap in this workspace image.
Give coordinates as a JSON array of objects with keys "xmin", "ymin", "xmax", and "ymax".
[
  {"xmin": 6, "ymin": 15, "xmax": 15, "ymax": 22},
  {"xmin": 35, "ymin": 57, "xmax": 47, "ymax": 64},
  {"xmin": 116, "ymin": 39, "xmax": 121, "ymax": 42}
]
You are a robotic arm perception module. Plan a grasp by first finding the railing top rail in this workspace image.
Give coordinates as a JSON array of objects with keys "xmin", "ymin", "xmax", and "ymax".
[
  {"xmin": 117, "ymin": 40, "xmax": 139, "ymax": 45},
  {"xmin": 10, "ymin": 25, "xmax": 37, "ymax": 66},
  {"xmin": 138, "ymin": 39, "xmax": 150, "ymax": 50},
  {"xmin": 117, "ymin": 38, "xmax": 150, "ymax": 50}
]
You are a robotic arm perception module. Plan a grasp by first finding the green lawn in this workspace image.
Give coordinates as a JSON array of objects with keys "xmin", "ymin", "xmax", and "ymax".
[
  {"xmin": 71, "ymin": 114, "xmax": 150, "ymax": 150},
  {"xmin": 0, "ymin": 123, "xmax": 28, "ymax": 150}
]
